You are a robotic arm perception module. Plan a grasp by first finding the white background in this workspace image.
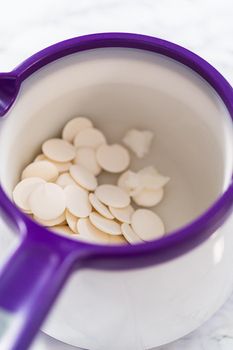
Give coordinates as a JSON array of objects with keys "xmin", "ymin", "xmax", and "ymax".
[{"xmin": 0, "ymin": 1, "xmax": 233, "ymax": 349}]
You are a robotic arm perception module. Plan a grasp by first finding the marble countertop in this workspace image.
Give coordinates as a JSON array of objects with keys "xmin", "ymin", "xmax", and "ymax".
[{"xmin": 0, "ymin": 0, "xmax": 233, "ymax": 349}]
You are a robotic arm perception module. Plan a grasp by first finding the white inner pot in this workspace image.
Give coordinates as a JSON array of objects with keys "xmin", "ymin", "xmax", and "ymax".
[
  {"xmin": 0, "ymin": 48, "xmax": 232, "ymax": 231},
  {"xmin": 0, "ymin": 48, "xmax": 232, "ymax": 350}
]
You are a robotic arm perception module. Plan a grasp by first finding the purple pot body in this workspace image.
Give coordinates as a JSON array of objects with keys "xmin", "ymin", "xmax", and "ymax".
[{"xmin": 0, "ymin": 33, "xmax": 232, "ymax": 350}]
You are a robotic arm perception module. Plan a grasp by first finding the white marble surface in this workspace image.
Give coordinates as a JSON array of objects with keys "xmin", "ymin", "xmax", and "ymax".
[{"xmin": 0, "ymin": 0, "xmax": 233, "ymax": 349}]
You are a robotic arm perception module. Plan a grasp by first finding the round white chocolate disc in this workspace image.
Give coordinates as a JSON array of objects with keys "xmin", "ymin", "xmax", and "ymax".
[
  {"xmin": 121, "ymin": 223, "xmax": 143, "ymax": 244},
  {"xmin": 108, "ymin": 235, "xmax": 127, "ymax": 245},
  {"xmin": 89, "ymin": 193, "xmax": 114, "ymax": 219},
  {"xmin": 64, "ymin": 185, "xmax": 91, "ymax": 218},
  {"xmin": 131, "ymin": 209, "xmax": 165, "ymax": 241},
  {"xmin": 34, "ymin": 154, "xmax": 46, "ymax": 162},
  {"xmin": 117, "ymin": 170, "xmax": 131, "ymax": 192},
  {"xmin": 132, "ymin": 188, "xmax": 164, "ymax": 207},
  {"xmin": 29, "ymin": 183, "xmax": 66, "ymax": 221},
  {"xmin": 34, "ymin": 154, "xmax": 71, "ymax": 173},
  {"xmin": 74, "ymin": 147, "xmax": 101, "ymax": 175},
  {"xmin": 95, "ymin": 184, "xmax": 130, "ymax": 208},
  {"xmin": 96, "ymin": 144, "xmax": 130, "ymax": 173},
  {"xmin": 62, "ymin": 117, "xmax": 93, "ymax": 143},
  {"xmin": 42, "ymin": 138, "xmax": 75, "ymax": 162},
  {"xmin": 13, "ymin": 177, "xmax": 45, "ymax": 213},
  {"xmin": 65, "ymin": 209, "xmax": 78, "ymax": 233},
  {"xmin": 50, "ymin": 225, "xmax": 74, "ymax": 236},
  {"xmin": 109, "ymin": 204, "xmax": 134, "ymax": 223},
  {"xmin": 77, "ymin": 218, "xmax": 111, "ymax": 244},
  {"xmin": 56, "ymin": 173, "xmax": 77, "ymax": 188},
  {"xmin": 51, "ymin": 160, "xmax": 72, "ymax": 174},
  {"xmin": 22, "ymin": 160, "xmax": 58, "ymax": 182},
  {"xmin": 74, "ymin": 128, "xmax": 106, "ymax": 149},
  {"xmin": 33, "ymin": 212, "xmax": 66, "ymax": 227},
  {"xmin": 89, "ymin": 212, "xmax": 122, "ymax": 235},
  {"xmin": 69, "ymin": 164, "xmax": 97, "ymax": 191}
]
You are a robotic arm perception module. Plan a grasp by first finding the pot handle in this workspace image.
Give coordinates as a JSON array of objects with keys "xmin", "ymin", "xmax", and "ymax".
[
  {"xmin": 0, "ymin": 73, "xmax": 21, "ymax": 118},
  {"xmin": 0, "ymin": 234, "xmax": 79, "ymax": 350}
]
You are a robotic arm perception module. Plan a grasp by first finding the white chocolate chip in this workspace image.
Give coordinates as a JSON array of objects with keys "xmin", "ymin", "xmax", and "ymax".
[
  {"xmin": 108, "ymin": 235, "xmax": 127, "ymax": 245},
  {"xmin": 121, "ymin": 223, "xmax": 143, "ymax": 244},
  {"xmin": 56, "ymin": 172, "xmax": 77, "ymax": 188},
  {"xmin": 50, "ymin": 225, "xmax": 75, "ymax": 236},
  {"xmin": 96, "ymin": 144, "xmax": 130, "ymax": 173},
  {"xmin": 29, "ymin": 183, "xmax": 66, "ymax": 221},
  {"xmin": 64, "ymin": 185, "xmax": 91, "ymax": 218},
  {"xmin": 138, "ymin": 166, "xmax": 158, "ymax": 176},
  {"xmin": 34, "ymin": 153, "xmax": 72, "ymax": 174},
  {"xmin": 77, "ymin": 218, "xmax": 111, "ymax": 244},
  {"xmin": 123, "ymin": 129, "xmax": 154, "ymax": 158},
  {"xmin": 95, "ymin": 184, "xmax": 130, "ymax": 208},
  {"xmin": 117, "ymin": 170, "xmax": 141, "ymax": 195},
  {"xmin": 62, "ymin": 117, "xmax": 93, "ymax": 143},
  {"xmin": 131, "ymin": 209, "xmax": 165, "ymax": 241},
  {"xmin": 109, "ymin": 204, "xmax": 134, "ymax": 223},
  {"xmin": 51, "ymin": 160, "xmax": 72, "ymax": 174},
  {"xmin": 33, "ymin": 212, "xmax": 66, "ymax": 227},
  {"xmin": 34, "ymin": 154, "xmax": 46, "ymax": 162},
  {"xmin": 74, "ymin": 147, "xmax": 101, "ymax": 176},
  {"xmin": 70, "ymin": 164, "xmax": 97, "ymax": 191},
  {"xmin": 89, "ymin": 193, "xmax": 114, "ymax": 219},
  {"xmin": 132, "ymin": 188, "xmax": 164, "ymax": 207},
  {"xmin": 139, "ymin": 172, "xmax": 169, "ymax": 190},
  {"xmin": 13, "ymin": 177, "xmax": 45, "ymax": 213},
  {"xmin": 42, "ymin": 138, "xmax": 75, "ymax": 162},
  {"xmin": 65, "ymin": 209, "xmax": 78, "ymax": 233},
  {"xmin": 118, "ymin": 167, "xmax": 169, "ymax": 199},
  {"xmin": 74, "ymin": 128, "xmax": 106, "ymax": 149},
  {"xmin": 138, "ymin": 166, "xmax": 169, "ymax": 190},
  {"xmin": 22, "ymin": 160, "xmax": 59, "ymax": 182},
  {"xmin": 89, "ymin": 212, "xmax": 122, "ymax": 235}
]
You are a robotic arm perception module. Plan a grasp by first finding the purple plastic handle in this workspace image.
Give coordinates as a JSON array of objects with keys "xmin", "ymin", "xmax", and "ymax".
[
  {"xmin": 0, "ymin": 73, "xmax": 20, "ymax": 117},
  {"xmin": 0, "ymin": 231, "xmax": 86, "ymax": 350}
]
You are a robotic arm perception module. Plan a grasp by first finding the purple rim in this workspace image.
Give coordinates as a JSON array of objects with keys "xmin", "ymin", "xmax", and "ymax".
[{"xmin": 1, "ymin": 32, "xmax": 233, "ymax": 266}]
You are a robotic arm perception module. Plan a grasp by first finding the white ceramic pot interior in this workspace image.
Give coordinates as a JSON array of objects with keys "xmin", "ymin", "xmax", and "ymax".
[{"xmin": 0, "ymin": 48, "xmax": 232, "ymax": 233}]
